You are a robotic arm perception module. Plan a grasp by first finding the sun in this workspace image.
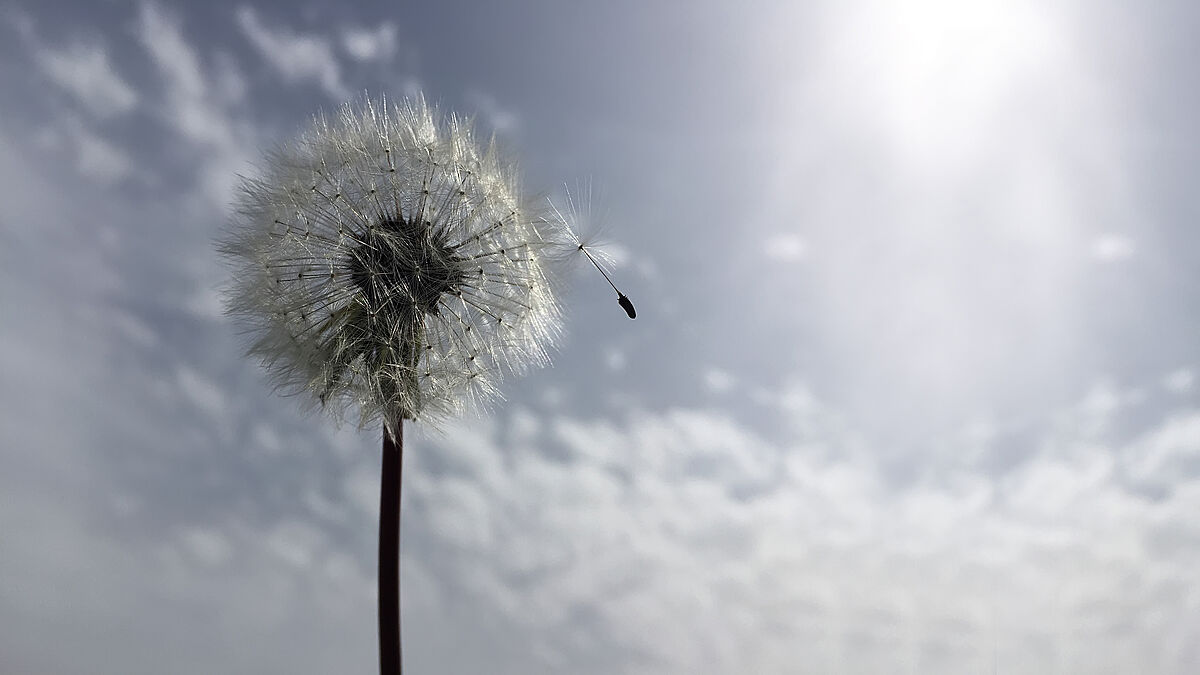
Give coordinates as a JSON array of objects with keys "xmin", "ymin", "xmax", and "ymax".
[
  {"xmin": 823, "ymin": 0, "xmax": 1064, "ymax": 173},
  {"xmin": 782, "ymin": 1, "xmax": 1123, "ymax": 434}
]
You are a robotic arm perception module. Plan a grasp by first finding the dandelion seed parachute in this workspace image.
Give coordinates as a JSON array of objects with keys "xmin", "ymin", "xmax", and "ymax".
[
  {"xmin": 548, "ymin": 184, "xmax": 637, "ymax": 320},
  {"xmin": 220, "ymin": 95, "xmax": 566, "ymax": 433}
]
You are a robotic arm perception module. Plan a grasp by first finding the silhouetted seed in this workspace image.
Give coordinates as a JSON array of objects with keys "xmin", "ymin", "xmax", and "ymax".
[
  {"xmin": 618, "ymin": 294, "xmax": 636, "ymax": 319},
  {"xmin": 577, "ymin": 244, "xmax": 637, "ymax": 320}
]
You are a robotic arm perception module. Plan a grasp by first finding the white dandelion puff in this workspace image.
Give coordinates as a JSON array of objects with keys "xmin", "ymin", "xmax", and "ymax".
[{"xmin": 220, "ymin": 95, "xmax": 565, "ymax": 434}]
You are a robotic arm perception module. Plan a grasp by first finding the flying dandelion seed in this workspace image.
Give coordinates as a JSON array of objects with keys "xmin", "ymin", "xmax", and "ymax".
[
  {"xmin": 549, "ymin": 184, "xmax": 637, "ymax": 319},
  {"xmin": 219, "ymin": 94, "xmax": 573, "ymax": 675}
]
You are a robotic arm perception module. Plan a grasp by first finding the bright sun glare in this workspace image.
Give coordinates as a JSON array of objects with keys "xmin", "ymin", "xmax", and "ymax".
[
  {"xmin": 845, "ymin": 0, "xmax": 1063, "ymax": 172},
  {"xmin": 789, "ymin": 1, "xmax": 1127, "ymax": 432}
]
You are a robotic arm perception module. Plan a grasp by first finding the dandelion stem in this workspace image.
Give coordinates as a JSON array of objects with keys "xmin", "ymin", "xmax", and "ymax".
[{"xmin": 379, "ymin": 419, "xmax": 403, "ymax": 675}]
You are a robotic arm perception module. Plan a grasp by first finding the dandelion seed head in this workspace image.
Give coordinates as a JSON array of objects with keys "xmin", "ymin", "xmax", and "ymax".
[{"xmin": 220, "ymin": 95, "xmax": 565, "ymax": 433}]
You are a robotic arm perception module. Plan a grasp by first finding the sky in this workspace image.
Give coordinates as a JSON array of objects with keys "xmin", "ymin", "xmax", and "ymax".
[{"xmin": 1, "ymin": 0, "xmax": 1199, "ymax": 673}]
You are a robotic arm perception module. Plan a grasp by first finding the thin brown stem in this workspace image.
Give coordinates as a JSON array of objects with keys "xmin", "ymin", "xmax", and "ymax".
[{"xmin": 379, "ymin": 420, "xmax": 403, "ymax": 675}]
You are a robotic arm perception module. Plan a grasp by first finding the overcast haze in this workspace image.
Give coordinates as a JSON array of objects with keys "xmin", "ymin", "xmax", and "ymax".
[{"xmin": 2, "ymin": 1, "xmax": 1199, "ymax": 673}]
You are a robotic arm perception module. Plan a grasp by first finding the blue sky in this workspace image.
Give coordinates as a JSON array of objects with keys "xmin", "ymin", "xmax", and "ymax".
[{"xmin": 1, "ymin": 1, "xmax": 1199, "ymax": 673}]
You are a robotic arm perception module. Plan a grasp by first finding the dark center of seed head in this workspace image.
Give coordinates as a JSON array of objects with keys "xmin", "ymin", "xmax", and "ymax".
[{"xmin": 348, "ymin": 216, "xmax": 465, "ymax": 315}]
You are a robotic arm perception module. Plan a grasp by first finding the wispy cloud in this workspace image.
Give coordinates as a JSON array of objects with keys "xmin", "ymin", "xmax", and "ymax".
[
  {"xmin": 63, "ymin": 117, "xmax": 136, "ymax": 184},
  {"xmin": 136, "ymin": 1, "xmax": 254, "ymax": 209},
  {"xmin": 235, "ymin": 6, "xmax": 348, "ymax": 101},
  {"xmin": 9, "ymin": 16, "xmax": 140, "ymax": 185},
  {"xmin": 1163, "ymin": 368, "xmax": 1193, "ymax": 394},
  {"xmin": 1092, "ymin": 233, "xmax": 1135, "ymax": 262},
  {"xmin": 32, "ymin": 116, "xmax": 137, "ymax": 185},
  {"xmin": 340, "ymin": 23, "xmax": 397, "ymax": 64},
  {"xmin": 464, "ymin": 89, "xmax": 520, "ymax": 134},
  {"xmin": 34, "ymin": 39, "xmax": 137, "ymax": 119},
  {"xmin": 138, "ymin": 2, "xmax": 233, "ymax": 149},
  {"xmin": 703, "ymin": 367, "xmax": 736, "ymax": 393},
  {"xmin": 763, "ymin": 232, "xmax": 807, "ymax": 262}
]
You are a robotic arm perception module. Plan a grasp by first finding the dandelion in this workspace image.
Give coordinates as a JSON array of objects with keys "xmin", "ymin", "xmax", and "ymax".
[{"xmin": 219, "ymin": 94, "xmax": 567, "ymax": 674}]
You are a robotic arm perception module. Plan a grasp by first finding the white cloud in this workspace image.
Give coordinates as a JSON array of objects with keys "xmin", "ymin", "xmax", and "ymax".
[
  {"xmin": 138, "ymin": 2, "xmax": 231, "ymax": 148},
  {"xmin": 1163, "ymin": 368, "xmax": 1194, "ymax": 394},
  {"xmin": 251, "ymin": 422, "xmax": 283, "ymax": 454},
  {"xmin": 763, "ymin": 232, "xmax": 807, "ymax": 261},
  {"xmin": 236, "ymin": 7, "xmax": 348, "ymax": 100},
  {"xmin": 1092, "ymin": 233, "xmax": 1134, "ymax": 261},
  {"xmin": 342, "ymin": 462, "xmax": 380, "ymax": 517},
  {"xmin": 464, "ymin": 89, "xmax": 520, "ymax": 134},
  {"xmin": 62, "ymin": 118, "xmax": 135, "ymax": 184},
  {"xmin": 340, "ymin": 24, "xmax": 398, "ymax": 63},
  {"xmin": 136, "ymin": 1, "xmax": 253, "ymax": 208},
  {"xmin": 703, "ymin": 367, "xmax": 735, "ymax": 393},
  {"xmin": 20, "ymin": 66, "xmax": 136, "ymax": 185},
  {"xmin": 393, "ymin": 395, "xmax": 1200, "ymax": 674},
  {"xmin": 211, "ymin": 51, "xmax": 249, "ymax": 106},
  {"xmin": 604, "ymin": 346, "xmax": 626, "ymax": 371},
  {"xmin": 1123, "ymin": 411, "xmax": 1200, "ymax": 489},
  {"xmin": 180, "ymin": 527, "xmax": 233, "ymax": 567},
  {"xmin": 36, "ymin": 40, "xmax": 137, "ymax": 118},
  {"xmin": 265, "ymin": 520, "xmax": 326, "ymax": 569},
  {"xmin": 185, "ymin": 284, "xmax": 225, "ymax": 322},
  {"xmin": 176, "ymin": 364, "xmax": 227, "ymax": 419}
]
